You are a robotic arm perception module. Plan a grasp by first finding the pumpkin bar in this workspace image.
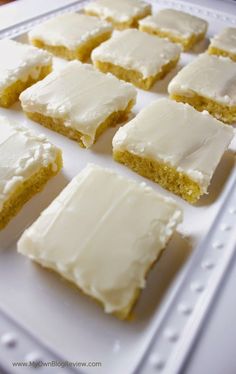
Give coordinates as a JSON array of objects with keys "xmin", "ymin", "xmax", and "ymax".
[
  {"xmin": 20, "ymin": 61, "xmax": 137, "ymax": 148},
  {"xmin": 113, "ymin": 98, "xmax": 233, "ymax": 203},
  {"xmin": 18, "ymin": 164, "xmax": 182, "ymax": 319},
  {"xmin": 92, "ymin": 28, "xmax": 181, "ymax": 90},
  {"xmin": 0, "ymin": 116, "xmax": 62, "ymax": 230}
]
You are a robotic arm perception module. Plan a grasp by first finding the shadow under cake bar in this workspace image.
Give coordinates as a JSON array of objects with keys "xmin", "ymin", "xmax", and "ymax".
[
  {"xmin": 0, "ymin": 39, "xmax": 52, "ymax": 108},
  {"xmin": 17, "ymin": 163, "xmax": 182, "ymax": 319},
  {"xmin": 168, "ymin": 53, "xmax": 236, "ymax": 124},
  {"xmin": 208, "ymin": 27, "xmax": 236, "ymax": 62},
  {"xmin": 19, "ymin": 61, "xmax": 137, "ymax": 148},
  {"xmin": 28, "ymin": 13, "xmax": 113, "ymax": 61},
  {"xmin": 92, "ymin": 28, "xmax": 181, "ymax": 90},
  {"xmin": 139, "ymin": 8, "xmax": 208, "ymax": 51},
  {"xmin": 112, "ymin": 98, "xmax": 234, "ymax": 204},
  {"xmin": 85, "ymin": 0, "xmax": 151, "ymax": 30},
  {"xmin": 0, "ymin": 116, "xmax": 62, "ymax": 230}
]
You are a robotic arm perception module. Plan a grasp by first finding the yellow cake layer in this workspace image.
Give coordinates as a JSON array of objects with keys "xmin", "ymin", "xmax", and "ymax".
[
  {"xmin": 208, "ymin": 46, "xmax": 236, "ymax": 62},
  {"xmin": 170, "ymin": 93, "xmax": 236, "ymax": 124},
  {"xmin": 0, "ymin": 151, "xmax": 62, "ymax": 230},
  {"xmin": 0, "ymin": 64, "xmax": 52, "ymax": 108},
  {"xmin": 24, "ymin": 99, "xmax": 135, "ymax": 148},
  {"xmin": 113, "ymin": 149, "xmax": 202, "ymax": 204},
  {"xmin": 139, "ymin": 25, "xmax": 206, "ymax": 51},
  {"xmin": 94, "ymin": 58, "xmax": 179, "ymax": 90},
  {"xmin": 30, "ymin": 31, "xmax": 112, "ymax": 61},
  {"xmin": 85, "ymin": 9, "xmax": 151, "ymax": 30}
]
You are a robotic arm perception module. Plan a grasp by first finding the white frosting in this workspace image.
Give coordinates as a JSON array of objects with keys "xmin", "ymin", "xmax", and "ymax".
[
  {"xmin": 0, "ymin": 39, "xmax": 52, "ymax": 94},
  {"xmin": 29, "ymin": 13, "xmax": 112, "ymax": 51},
  {"xmin": 85, "ymin": 0, "xmax": 151, "ymax": 23},
  {"xmin": 20, "ymin": 61, "xmax": 137, "ymax": 148},
  {"xmin": 168, "ymin": 53, "xmax": 236, "ymax": 106},
  {"xmin": 17, "ymin": 163, "xmax": 182, "ymax": 315},
  {"xmin": 139, "ymin": 8, "xmax": 208, "ymax": 38},
  {"xmin": 210, "ymin": 27, "xmax": 236, "ymax": 55},
  {"xmin": 92, "ymin": 29, "xmax": 181, "ymax": 78},
  {"xmin": 112, "ymin": 98, "xmax": 234, "ymax": 193},
  {"xmin": 0, "ymin": 116, "xmax": 60, "ymax": 211}
]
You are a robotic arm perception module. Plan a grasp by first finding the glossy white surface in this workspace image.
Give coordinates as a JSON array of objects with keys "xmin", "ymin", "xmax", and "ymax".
[
  {"xmin": 92, "ymin": 29, "xmax": 181, "ymax": 78},
  {"xmin": 20, "ymin": 61, "xmax": 137, "ymax": 148},
  {"xmin": 29, "ymin": 12, "xmax": 112, "ymax": 50},
  {"xmin": 210, "ymin": 27, "xmax": 236, "ymax": 54},
  {"xmin": 0, "ymin": 116, "xmax": 60, "ymax": 211},
  {"xmin": 18, "ymin": 164, "xmax": 182, "ymax": 316},
  {"xmin": 85, "ymin": 0, "xmax": 151, "ymax": 23},
  {"xmin": 168, "ymin": 53, "xmax": 236, "ymax": 106},
  {"xmin": 0, "ymin": 39, "xmax": 51, "ymax": 93},
  {"xmin": 139, "ymin": 8, "xmax": 208, "ymax": 38},
  {"xmin": 0, "ymin": 1, "xmax": 236, "ymax": 374},
  {"xmin": 113, "ymin": 98, "xmax": 233, "ymax": 193}
]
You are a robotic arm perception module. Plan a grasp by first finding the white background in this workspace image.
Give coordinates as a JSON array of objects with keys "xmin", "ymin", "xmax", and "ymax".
[{"xmin": 0, "ymin": 1, "xmax": 236, "ymax": 373}]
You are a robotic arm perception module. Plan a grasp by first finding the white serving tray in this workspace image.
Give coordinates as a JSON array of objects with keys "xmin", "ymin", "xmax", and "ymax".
[{"xmin": 0, "ymin": 1, "xmax": 236, "ymax": 373}]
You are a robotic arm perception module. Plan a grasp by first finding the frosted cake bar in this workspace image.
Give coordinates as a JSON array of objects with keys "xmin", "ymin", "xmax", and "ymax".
[
  {"xmin": 139, "ymin": 9, "xmax": 208, "ymax": 51},
  {"xmin": 113, "ymin": 99, "xmax": 233, "ymax": 203},
  {"xmin": 20, "ymin": 61, "xmax": 136, "ymax": 148},
  {"xmin": 28, "ymin": 13, "xmax": 113, "ymax": 61},
  {"xmin": 208, "ymin": 27, "xmax": 236, "ymax": 62},
  {"xmin": 18, "ymin": 164, "xmax": 182, "ymax": 319},
  {"xmin": 85, "ymin": 0, "xmax": 151, "ymax": 30},
  {"xmin": 92, "ymin": 29, "xmax": 181, "ymax": 90},
  {"xmin": 0, "ymin": 39, "xmax": 52, "ymax": 108},
  {"xmin": 0, "ymin": 117, "xmax": 62, "ymax": 230},
  {"xmin": 168, "ymin": 53, "xmax": 236, "ymax": 124}
]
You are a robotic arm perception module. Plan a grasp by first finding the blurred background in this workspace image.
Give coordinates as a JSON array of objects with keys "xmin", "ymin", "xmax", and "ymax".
[{"xmin": 0, "ymin": 0, "xmax": 16, "ymax": 4}]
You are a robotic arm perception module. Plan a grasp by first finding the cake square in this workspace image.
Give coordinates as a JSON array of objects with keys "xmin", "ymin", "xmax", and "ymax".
[
  {"xmin": 139, "ymin": 8, "xmax": 208, "ymax": 51},
  {"xmin": 28, "ymin": 13, "xmax": 113, "ymax": 61},
  {"xmin": 0, "ymin": 39, "xmax": 52, "ymax": 108},
  {"xmin": 208, "ymin": 27, "xmax": 236, "ymax": 62},
  {"xmin": 0, "ymin": 116, "xmax": 62, "ymax": 230},
  {"xmin": 20, "ymin": 61, "xmax": 137, "ymax": 148},
  {"xmin": 92, "ymin": 29, "xmax": 181, "ymax": 90},
  {"xmin": 85, "ymin": 0, "xmax": 151, "ymax": 30},
  {"xmin": 17, "ymin": 163, "xmax": 182, "ymax": 319},
  {"xmin": 168, "ymin": 53, "xmax": 236, "ymax": 124},
  {"xmin": 112, "ymin": 98, "xmax": 233, "ymax": 203}
]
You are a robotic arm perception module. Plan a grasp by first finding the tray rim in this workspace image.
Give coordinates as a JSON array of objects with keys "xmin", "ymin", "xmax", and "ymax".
[{"xmin": 0, "ymin": 1, "xmax": 236, "ymax": 373}]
